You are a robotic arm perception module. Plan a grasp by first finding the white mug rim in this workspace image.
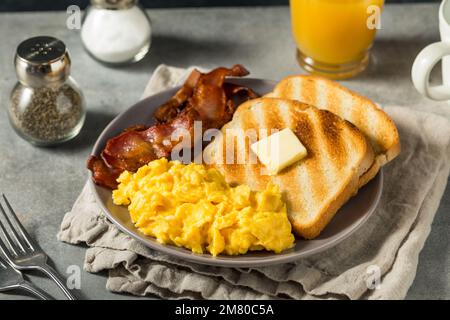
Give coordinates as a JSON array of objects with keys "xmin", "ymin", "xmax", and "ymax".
[{"xmin": 440, "ymin": 0, "xmax": 450, "ymax": 28}]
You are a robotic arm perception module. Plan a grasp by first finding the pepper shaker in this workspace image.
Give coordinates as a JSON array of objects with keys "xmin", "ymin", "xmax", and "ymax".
[
  {"xmin": 8, "ymin": 36, "xmax": 86, "ymax": 146},
  {"xmin": 81, "ymin": 0, "xmax": 152, "ymax": 65}
]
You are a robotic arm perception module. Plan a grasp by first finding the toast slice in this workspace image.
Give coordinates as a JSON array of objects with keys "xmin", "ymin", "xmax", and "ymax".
[
  {"xmin": 203, "ymin": 98, "xmax": 374, "ymax": 239},
  {"xmin": 266, "ymin": 75, "xmax": 400, "ymax": 187}
]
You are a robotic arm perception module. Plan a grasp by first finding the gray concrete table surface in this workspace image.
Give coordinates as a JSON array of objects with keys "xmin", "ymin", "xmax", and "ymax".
[{"xmin": 0, "ymin": 3, "xmax": 448, "ymax": 300}]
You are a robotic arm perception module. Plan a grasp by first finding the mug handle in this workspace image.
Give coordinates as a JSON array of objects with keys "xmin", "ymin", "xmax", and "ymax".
[{"xmin": 412, "ymin": 42, "xmax": 450, "ymax": 101}]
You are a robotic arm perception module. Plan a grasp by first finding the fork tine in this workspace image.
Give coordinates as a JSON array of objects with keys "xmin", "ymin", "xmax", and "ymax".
[
  {"xmin": 1, "ymin": 195, "xmax": 35, "ymax": 251},
  {"xmin": 0, "ymin": 255, "xmax": 6, "ymax": 269},
  {"xmin": 0, "ymin": 216, "xmax": 21, "ymax": 256}
]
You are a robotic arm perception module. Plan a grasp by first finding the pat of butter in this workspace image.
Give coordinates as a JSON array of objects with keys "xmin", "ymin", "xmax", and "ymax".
[{"xmin": 251, "ymin": 128, "xmax": 307, "ymax": 175}]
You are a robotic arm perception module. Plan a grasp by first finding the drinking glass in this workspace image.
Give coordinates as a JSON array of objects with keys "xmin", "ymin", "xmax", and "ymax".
[{"xmin": 290, "ymin": 0, "xmax": 384, "ymax": 79}]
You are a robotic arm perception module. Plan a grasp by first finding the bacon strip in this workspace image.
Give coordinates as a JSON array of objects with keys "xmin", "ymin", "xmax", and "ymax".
[
  {"xmin": 88, "ymin": 65, "xmax": 258, "ymax": 189},
  {"xmin": 153, "ymin": 69, "xmax": 202, "ymax": 123}
]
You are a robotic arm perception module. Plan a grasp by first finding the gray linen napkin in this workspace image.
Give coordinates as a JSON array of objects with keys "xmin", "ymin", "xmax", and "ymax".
[{"xmin": 58, "ymin": 64, "xmax": 450, "ymax": 300}]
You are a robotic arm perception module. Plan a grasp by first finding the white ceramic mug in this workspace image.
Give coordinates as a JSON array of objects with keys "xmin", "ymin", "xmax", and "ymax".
[{"xmin": 412, "ymin": 0, "xmax": 450, "ymax": 100}]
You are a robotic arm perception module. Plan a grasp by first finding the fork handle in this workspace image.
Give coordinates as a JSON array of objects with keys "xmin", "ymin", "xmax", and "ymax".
[
  {"xmin": 19, "ymin": 281, "xmax": 54, "ymax": 300},
  {"xmin": 38, "ymin": 264, "xmax": 77, "ymax": 300}
]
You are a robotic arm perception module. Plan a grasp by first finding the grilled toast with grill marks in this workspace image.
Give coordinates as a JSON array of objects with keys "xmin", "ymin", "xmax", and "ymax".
[
  {"xmin": 203, "ymin": 98, "xmax": 374, "ymax": 239},
  {"xmin": 266, "ymin": 75, "xmax": 400, "ymax": 187}
]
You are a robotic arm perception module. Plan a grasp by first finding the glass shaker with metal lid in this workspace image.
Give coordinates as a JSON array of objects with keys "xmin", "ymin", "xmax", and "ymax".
[
  {"xmin": 81, "ymin": 0, "xmax": 152, "ymax": 65},
  {"xmin": 8, "ymin": 36, "xmax": 86, "ymax": 146}
]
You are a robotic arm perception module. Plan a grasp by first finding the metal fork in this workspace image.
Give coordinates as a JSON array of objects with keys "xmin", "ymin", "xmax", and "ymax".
[
  {"xmin": 0, "ymin": 194, "xmax": 76, "ymax": 300},
  {"xmin": 0, "ymin": 254, "xmax": 53, "ymax": 299}
]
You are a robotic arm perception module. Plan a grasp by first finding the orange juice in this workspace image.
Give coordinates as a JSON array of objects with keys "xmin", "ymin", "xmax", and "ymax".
[{"xmin": 290, "ymin": 0, "xmax": 384, "ymax": 78}]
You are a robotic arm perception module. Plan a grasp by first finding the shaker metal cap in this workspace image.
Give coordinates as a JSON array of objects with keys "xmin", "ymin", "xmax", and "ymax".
[
  {"xmin": 91, "ymin": 0, "xmax": 137, "ymax": 10},
  {"xmin": 15, "ymin": 36, "xmax": 71, "ymax": 87}
]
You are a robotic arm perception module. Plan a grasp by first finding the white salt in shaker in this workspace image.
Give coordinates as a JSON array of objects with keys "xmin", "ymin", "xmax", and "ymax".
[{"xmin": 81, "ymin": 0, "xmax": 152, "ymax": 65}]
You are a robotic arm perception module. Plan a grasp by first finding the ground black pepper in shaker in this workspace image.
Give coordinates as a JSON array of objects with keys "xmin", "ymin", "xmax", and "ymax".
[{"xmin": 8, "ymin": 36, "xmax": 86, "ymax": 146}]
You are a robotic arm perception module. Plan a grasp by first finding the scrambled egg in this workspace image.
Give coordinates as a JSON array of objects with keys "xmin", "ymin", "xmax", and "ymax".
[{"xmin": 112, "ymin": 158, "xmax": 295, "ymax": 256}]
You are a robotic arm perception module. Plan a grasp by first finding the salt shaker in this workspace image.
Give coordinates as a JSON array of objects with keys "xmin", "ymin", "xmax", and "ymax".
[
  {"xmin": 8, "ymin": 36, "xmax": 86, "ymax": 146},
  {"xmin": 81, "ymin": 0, "xmax": 152, "ymax": 65}
]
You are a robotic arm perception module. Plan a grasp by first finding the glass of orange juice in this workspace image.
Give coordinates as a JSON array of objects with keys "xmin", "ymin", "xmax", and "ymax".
[{"xmin": 290, "ymin": 0, "xmax": 384, "ymax": 79}]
